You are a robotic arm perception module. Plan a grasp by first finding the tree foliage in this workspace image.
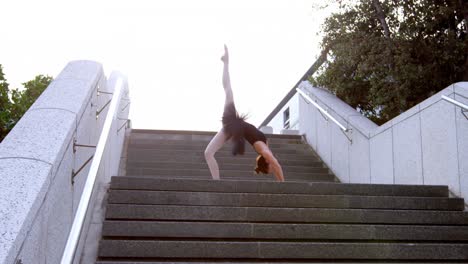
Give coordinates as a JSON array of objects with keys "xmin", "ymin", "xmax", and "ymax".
[
  {"xmin": 310, "ymin": 0, "xmax": 467, "ymax": 124},
  {"xmin": 0, "ymin": 64, "xmax": 53, "ymax": 142}
]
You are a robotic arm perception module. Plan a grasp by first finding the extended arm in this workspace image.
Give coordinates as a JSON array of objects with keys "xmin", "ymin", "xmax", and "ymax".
[
  {"xmin": 264, "ymin": 151, "xmax": 285, "ymax": 182},
  {"xmin": 254, "ymin": 142, "xmax": 285, "ymax": 182}
]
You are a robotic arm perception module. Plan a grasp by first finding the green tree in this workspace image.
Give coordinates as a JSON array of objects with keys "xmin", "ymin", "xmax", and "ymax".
[
  {"xmin": 0, "ymin": 65, "xmax": 13, "ymax": 141},
  {"xmin": 0, "ymin": 65, "xmax": 52, "ymax": 142},
  {"xmin": 310, "ymin": 0, "xmax": 467, "ymax": 124}
]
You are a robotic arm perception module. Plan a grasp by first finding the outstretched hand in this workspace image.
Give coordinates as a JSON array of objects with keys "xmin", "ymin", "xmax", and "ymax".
[{"xmin": 221, "ymin": 44, "xmax": 229, "ymax": 64}]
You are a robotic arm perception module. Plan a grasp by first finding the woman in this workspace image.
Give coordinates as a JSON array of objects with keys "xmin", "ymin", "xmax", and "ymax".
[{"xmin": 204, "ymin": 45, "xmax": 285, "ymax": 182}]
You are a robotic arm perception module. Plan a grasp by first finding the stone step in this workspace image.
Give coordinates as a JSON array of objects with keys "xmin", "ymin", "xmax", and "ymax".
[
  {"xmin": 130, "ymin": 129, "xmax": 302, "ymax": 140},
  {"xmin": 110, "ymin": 177, "xmax": 450, "ymax": 197},
  {"xmin": 128, "ymin": 138, "xmax": 309, "ymax": 149},
  {"xmin": 96, "ymin": 259, "xmax": 461, "ymax": 264},
  {"xmin": 127, "ymin": 146, "xmax": 318, "ymax": 157},
  {"xmin": 125, "ymin": 168, "xmax": 334, "ymax": 181},
  {"xmin": 127, "ymin": 149, "xmax": 322, "ymax": 161},
  {"xmin": 107, "ymin": 190, "xmax": 464, "ymax": 210},
  {"xmin": 101, "ymin": 221, "xmax": 468, "ymax": 241},
  {"xmin": 105, "ymin": 204, "xmax": 468, "ymax": 225},
  {"xmin": 129, "ymin": 135, "xmax": 304, "ymax": 145},
  {"xmin": 127, "ymin": 156, "xmax": 325, "ymax": 168},
  {"xmin": 122, "ymin": 175, "xmax": 309, "ymax": 182},
  {"xmin": 126, "ymin": 155, "xmax": 323, "ymax": 167},
  {"xmin": 97, "ymin": 261, "xmax": 463, "ymax": 264},
  {"xmin": 126, "ymin": 161, "xmax": 328, "ymax": 174},
  {"xmin": 97, "ymin": 240, "xmax": 468, "ymax": 260},
  {"xmin": 128, "ymin": 140, "xmax": 315, "ymax": 153}
]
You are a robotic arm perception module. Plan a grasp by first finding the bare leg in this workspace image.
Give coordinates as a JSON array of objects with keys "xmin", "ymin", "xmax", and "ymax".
[
  {"xmin": 204, "ymin": 128, "xmax": 229, "ymax": 180},
  {"xmin": 221, "ymin": 44, "xmax": 234, "ymax": 106},
  {"xmin": 204, "ymin": 45, "xmax": 234, "ymax": 180}
]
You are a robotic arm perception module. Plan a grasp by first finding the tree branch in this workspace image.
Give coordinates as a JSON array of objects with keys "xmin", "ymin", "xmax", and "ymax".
[{"xmin": 372, "ymin": 0, "xmax": 391, "ymax": 38}]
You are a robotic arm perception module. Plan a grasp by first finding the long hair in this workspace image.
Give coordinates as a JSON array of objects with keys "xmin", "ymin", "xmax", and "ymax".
[{"xmin": 255, "ymin": 155, "xmax": 269, "ymax": 174}]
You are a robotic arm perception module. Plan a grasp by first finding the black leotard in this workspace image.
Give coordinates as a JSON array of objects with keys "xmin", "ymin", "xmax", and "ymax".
[
  {"xmin": 242, "ymin": 122, "xmax": 267, "ymax": 145},
  {"xmin": 221, "ymin": 103, "xmax": 267, "ymax": 155},
  {"xmin": 222, "ymin": 103, "xmax": 266, "ymax": 145}
]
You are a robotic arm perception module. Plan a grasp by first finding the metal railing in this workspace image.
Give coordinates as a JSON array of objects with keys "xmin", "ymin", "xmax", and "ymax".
[
  {"xmin": 60, "ymin": 77, "xmax": 126, "ymax": 263},
  {"xmin": 441, "ymin": 95, "xmax": 468, "ymax": 111},
  {"xmin": 296, "ymin": 88, "xmax": 349, "ymax": 132}
]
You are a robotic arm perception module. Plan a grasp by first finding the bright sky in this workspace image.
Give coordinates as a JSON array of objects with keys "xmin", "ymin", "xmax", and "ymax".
[{"xmin": 1, "ymin": 0, "xmax": 333, "ymax": 132}]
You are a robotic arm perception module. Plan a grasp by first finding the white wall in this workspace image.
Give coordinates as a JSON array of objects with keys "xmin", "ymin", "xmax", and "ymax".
[
  {"xmin": 268, "ymin": 80, "xmax": 468, "ymax": 201},
  {"xmin": 0, "ymin": 61, "xmax": 130, "ymax": 264},
  {"xmin": 268, "ymin": 94, "xmax": 300, "ymax": 134}
]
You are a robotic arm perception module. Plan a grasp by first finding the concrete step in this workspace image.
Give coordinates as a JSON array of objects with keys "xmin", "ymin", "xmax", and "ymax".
[
  {"xmin": 126, "ymin": 161, "xmax": 328, "ymax": 174},
  {"xmin": 127, "ymin": 146, "xmax": 318, "ymax": 157},
  {"xmin": 129, "ymin": 135, "xmax": 304, "ymax": 146},
  {"xmin": 105, "ymin": 204, "xmax": 468, "ymax": 225},
  {"xmin": 128, "ymin": 138, "xmax": 309, "ymax": 149},
  {"xmin": 130, "ymin": 129, "xmax": 303, "ymax": 140},
  {"xmin": 127, "ymin": 149, "xmax": 322, "ymax": 161},
  {"xmin": 107, "ymin": 190, "xmax": 465, "ymax": 210},
  {"xmin": 97, "ymin": 240, "xmax": 468, "ymax": 260},
  {"xmin": 102, "ymin": 221, "xmax": 468, "ymax": 241},
  {"xmin": 96, "ymin": 261, "xmax": 462, "ymax": 264},
  {"xmin": 128, "ymin": 140, "xmax": 316, "ymax": 153},
  {"xmin": 127, "ymin": 155, "xmax": 324, "ymax": 168},
  {"xmin": 125, "ymin": 168, "xmax": 335, "ymax": 181},
  {"xmin": 110, "ymin": 177, "xmax": 450, "ymax": 197},
  {"xmin": 122, "ymin": 175, "xmax": 307, "ymax": 182}
]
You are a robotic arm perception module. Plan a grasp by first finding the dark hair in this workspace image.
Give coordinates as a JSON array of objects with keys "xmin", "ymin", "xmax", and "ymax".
[{"xmin": 255, "ymin": 155, "xmax": 269, "ymax": 174}]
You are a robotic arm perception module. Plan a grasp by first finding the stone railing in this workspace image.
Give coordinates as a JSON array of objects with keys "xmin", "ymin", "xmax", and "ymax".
[
  {"xmin": 0, "ymin": 61, "xmax": 130, "ymax": 264},
  {"xmin": 296, "ymin": 81, "xmax": 467, "ymax": 201}
]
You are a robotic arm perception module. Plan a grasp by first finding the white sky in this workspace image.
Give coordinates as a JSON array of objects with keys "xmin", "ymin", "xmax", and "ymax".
[{"xmin": 1, "ymin": 0, "xmax": 333, "ymax": 132}]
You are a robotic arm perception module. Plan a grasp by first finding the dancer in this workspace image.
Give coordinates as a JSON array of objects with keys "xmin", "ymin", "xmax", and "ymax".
[{"xmin": 204, "ymin": 45, "xmax": 285, "ymax": 182}]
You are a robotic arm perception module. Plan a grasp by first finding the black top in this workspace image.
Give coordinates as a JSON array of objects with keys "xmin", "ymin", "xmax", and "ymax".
[
  {"xmin": 242, "ymin": 122, "xmax": 267, "ymax": 145},
  {"xmin": 221, "ymin": 102, "xmax": 267, "ymax": 148}
]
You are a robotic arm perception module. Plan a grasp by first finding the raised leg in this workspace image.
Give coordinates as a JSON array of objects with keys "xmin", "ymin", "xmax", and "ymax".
[{"xmin": 221, "ymin": 45, "xmax": 234, "ymax": 107}]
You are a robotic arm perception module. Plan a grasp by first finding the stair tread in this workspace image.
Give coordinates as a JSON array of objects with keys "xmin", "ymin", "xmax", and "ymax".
[{"xmin": 95, "ymin": 130, "xmax": 467, "ymax": 262}]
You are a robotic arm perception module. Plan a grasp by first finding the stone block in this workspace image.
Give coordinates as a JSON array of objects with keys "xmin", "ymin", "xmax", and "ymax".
[
  {"xmin": 420, "ymin": 100, "xmax": 459, "ymax": 194},
  {"xmin": 44, "ymin": 143, "xmax": 74, "ymax": 264},
  {"xmin": 370, "ymin": 129, "xmax": 394, "ymax": 184},
  {"xmin": 454, "ymin": 82, "xmax": 468, "ymax": 98},
  {"xmin": 455, "ymin": 93, "xmax": 468, "ymax": 201},
  {"xmin": 0, "ymin": 109, "xmax": 76, "ymax": 177},
  {"xmin": 29, "ymin": 79, "xmax": 94, "ymax": 119},
  {"xmin": 330, "ymin": 124, "xmax": 350, "ymax": 183},
  {"xmin": 15, "ymin": 204, "xmax": 47, "ymax": 264},
  {"xmin": 299, "ymin": 93, "xmax": 318, "ymax": 150},
  {"xmin": 0, "ymin": 159, "xmax": 51, "ymax": 264},
  {"xmin": 259, "ymin": 126, "xmax": 273, "ymax": 134},
  {"xmin": 55, "ymin": 60, "xmax": 102, "ymax": 84},
  {"xmin": 349, "ymin": 130, "xmax": 371, "ymax": 183},
  {"xmin": 391, "ymin": 104, "xmax": 421, "ymax": 127},
  {"xmin": 419, "ymin": 84, "xmax": 455, "ymax": 111},
  {"xmin": 280, "ymin": 129, "xmax": 299, "ymax": 135},
  {"xmin": 393, "ymin": 114, "xmax": 423, "ymax": 184},
  {"xmin": 347, "ymin": 115, "xmax": 376, "ymax": 138},
  {"xmin": 316, "ymin": 108, "xmax": 332, "ymax": 166}
]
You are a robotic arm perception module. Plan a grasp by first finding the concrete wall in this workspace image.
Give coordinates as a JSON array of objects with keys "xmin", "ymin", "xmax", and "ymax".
[
  {"xmin": 268, "ymin": 94, "xmax": 300, "ymax": 134},
  {"xmin": 0, "ymin": 61, "xmax": 130, "ymax": 264},
  {"xmin": 268, "ymin": 81, "xmax": 468, "ymax": 201}
]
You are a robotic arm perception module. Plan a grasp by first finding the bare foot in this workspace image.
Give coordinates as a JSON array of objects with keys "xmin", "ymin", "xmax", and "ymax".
[{"xmin": 221, "ymin": 44, "xmax": 229, "ymax": 63}]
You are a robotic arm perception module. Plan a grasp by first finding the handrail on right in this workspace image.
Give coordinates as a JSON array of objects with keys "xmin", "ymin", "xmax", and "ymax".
[
  {"xmin": 441, "ymin": 95, "xmax": 468, "ymax": 111},
  {"xmin": 296, "ymin": 88, "xmax": 349, "ymax": 132}
]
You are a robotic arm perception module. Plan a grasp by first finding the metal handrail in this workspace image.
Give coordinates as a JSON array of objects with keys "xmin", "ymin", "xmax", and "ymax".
[
  {"xmin": 60, "ymin": 77, "xmax": 125, "ymax": 263},
  {"xmin": 296, "ymin": 88, "xmax": 349, "ymax": 132},
  {"xmin": 441, "ymin": 95, "xmax": 468, "ymax": 111}
]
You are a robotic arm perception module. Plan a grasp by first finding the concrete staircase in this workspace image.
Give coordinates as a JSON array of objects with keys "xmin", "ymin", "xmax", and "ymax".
[{"xmin": 96, "ymin": 129, "xmax": 468, "ymax": 263}]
